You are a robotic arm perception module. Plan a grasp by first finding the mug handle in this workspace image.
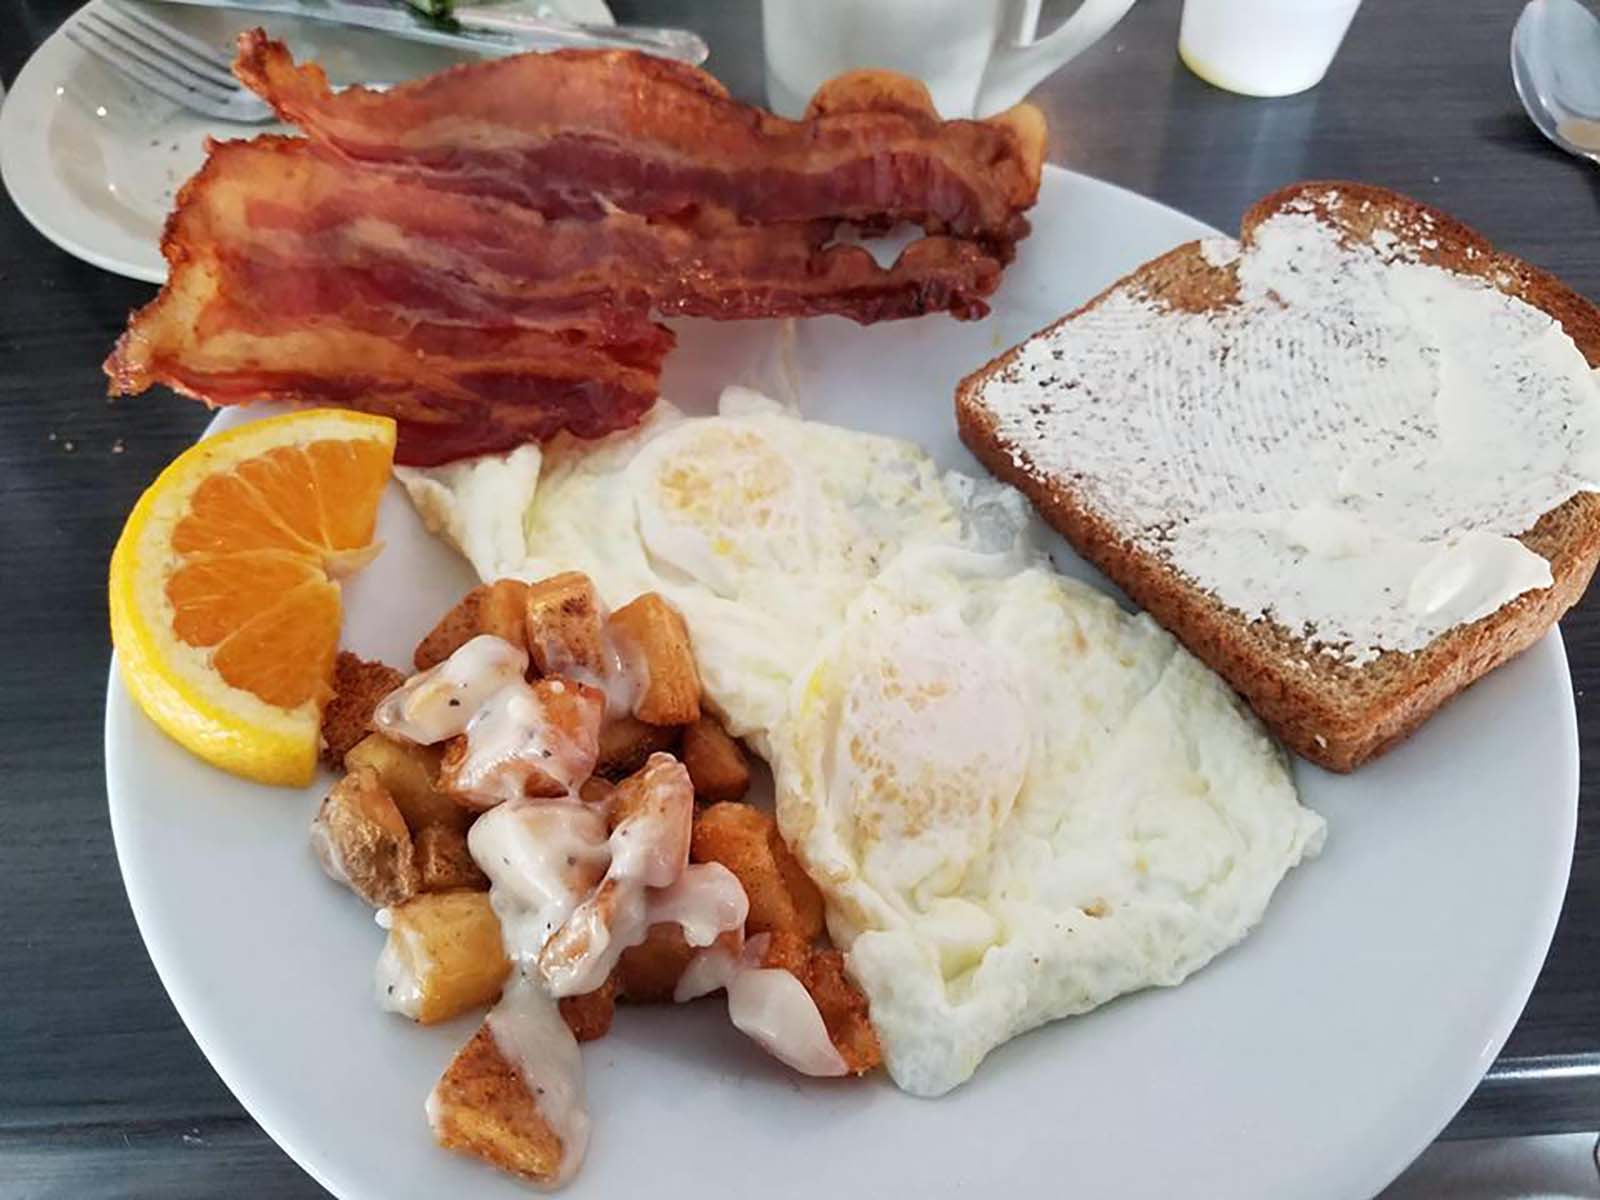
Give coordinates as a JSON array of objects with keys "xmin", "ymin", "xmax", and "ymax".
[{"xmin": 976, "ymin": 0, "xmax": 1139, "ymax": 115}]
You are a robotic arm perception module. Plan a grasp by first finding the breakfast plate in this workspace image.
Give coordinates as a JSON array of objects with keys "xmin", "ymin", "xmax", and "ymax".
[
  {"xmin": 104, "ymin": 167, "xmax": 1579, "ymax": 1200},
  {"xmin": 0, "ymin": 0, "xmax": 627, "ymax": 279}
]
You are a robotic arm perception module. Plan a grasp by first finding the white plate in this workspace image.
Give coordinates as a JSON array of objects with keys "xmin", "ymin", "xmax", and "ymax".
[
  {"xmin": 104, "ymin": 168, "xmax": 1578, "ymax": 1200},
  {"xmin": 0, "ymin": 0, "xmax": 610, "ymax": 281}
]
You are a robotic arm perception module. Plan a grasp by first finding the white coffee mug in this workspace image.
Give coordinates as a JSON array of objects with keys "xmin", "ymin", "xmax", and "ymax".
[{"xmin": 762, "ymin": 0, "xmax": 1139, "ymax": 119}]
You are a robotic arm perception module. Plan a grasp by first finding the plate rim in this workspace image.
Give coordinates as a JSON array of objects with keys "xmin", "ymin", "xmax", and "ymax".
[
  {"xmin": 99, "ymin": 164, "xmax": 1581, "ymax": 1200},
  {"xmin": 0, "ymin": 0, "xmax": 168, "ymax": 283},
  {"xmin": 1, "ymin": 0, "xmax": 618, "ymax": 284}
]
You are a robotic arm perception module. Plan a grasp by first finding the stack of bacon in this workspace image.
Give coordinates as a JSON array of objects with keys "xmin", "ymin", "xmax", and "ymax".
[{"xmin": 105, "ymin": 32, "xmax": 1046, "ymax": 465}]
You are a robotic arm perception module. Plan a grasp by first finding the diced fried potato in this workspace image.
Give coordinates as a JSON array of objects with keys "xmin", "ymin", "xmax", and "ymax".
[
  {"xmin": 429, "ymin": 1025, "xmax": 563, "ymax": 1184},
  {"xmin": 762, "ymin": 932, "xmax": 882, "ymax": 1076},
  {"xmin": 760, "ymin": 928, "xmax": 809, "ymax": 976},
  {"xmin": 310, "ymin": 766, "xmax": 418, "ymax": 907},
  {"xmin": 558, "ymin": 975, "xmax": 617, "ymax": 1042},
  {"xmin": 607, "ymin": 593, "xmax": 700, "ymax": 726},
  {"xmin": 320, "ymin": 652, "xmax": 406, "ymax": 769},
  {"xmin": 415, "ymin": 823, "xmax": 489, "ymax": 892},
  {"xmin": 524, "ymin": 572, "xmax": 606, "ymax": 678},
  {"xmin": 345, "ymin": 733, "xmax": 466, "ymax": 832},
  {"xmin": 680, "ymin": 716, "xmax": 750, "ymax": 803},
  {"xmin": 541, "ymin": 757, "xmax": 693, "ymax": 995},
  {"xmin": 615, "ymin": 927, "xmax": 743, "ymax": 1003},
  {"xmin": 437, "ymin": 678, "xmax": 603, "ymax": 808},
  {"xmin": 615, "ymin": 923, "xmax": 695, "ymax": 1003},
  {"xmin": 595, "ymin": 715, "xmax": 679, "ymax": 780},
  {"xmin": 439, "ymin": 734, "xmax": 564, "ymax": 806},
  {"xmin": 578, "ymin": 776, "xmax": 615, "ymax": 807},
  {"xmin": 691, "ymin": 803, "xmax": 824, "ymax": 939},
  {"xmin": 414, "ymin": 579, "xmax": 530, "ymax": 671},
  {"xmin": 381, "ymin": 890, "xmax": 510, "ymax": 1024},
  {"xmin": 608, "ymin": 754, "xmax": 693, "ymax": 870}
]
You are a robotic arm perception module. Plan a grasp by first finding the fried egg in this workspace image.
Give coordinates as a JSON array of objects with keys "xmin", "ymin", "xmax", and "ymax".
[
  {"xmin": 400, "ymin": 390, "xmax": 1324, "ymax": 1096},
  {"xmin": 774, "ymin": 545, "xmax": 1325, "ymax": 1095}
]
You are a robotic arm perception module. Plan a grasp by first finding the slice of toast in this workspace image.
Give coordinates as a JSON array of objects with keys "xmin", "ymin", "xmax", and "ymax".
[{"xmin": 957, "ymin": 181, "xmax": 1600, "ymax": 772}]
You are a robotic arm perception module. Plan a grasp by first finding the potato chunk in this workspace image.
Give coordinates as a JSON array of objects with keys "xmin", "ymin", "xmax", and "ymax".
[
  {"xmin": 310, "ymin": 766, "xmax": 418, "ymax": 907},
  {"xmin": 429, "ymin": 1025, "xmax": 564, "ymax": 1184},
  {"xmin": 615, "ymin": 923, "xmax": 695, "ymax": 1003},
  {"xmin": 578, "ymin": 776, "xmax": 615, "ymax": 807},
  {"xmin": 691, "ymin": 803, "xmax": 824, "ymax": 939},
  {"xmin": 524, "ymin": 572, "xmax": 607, "ymax": 678},
  {"xmin": 415, "ymin": 823, "xmax": 490, "ymax": 893},
  {"xmin": 344, "ymin": 733, "xmax": 465, "ymax": 832},
  {"xmin": 436, "ymin": 678, "xmax": 604, "ymax": 808},
  {"xmin": 680, "ymin": 716, "xmax": 750, "ymax": 803},
  {"xmin": 414, "ymin": 579, "xmax": 529, "ymax": 671},
  {"xmin": 378, "ymin": 890, "xmax": 510, "ymax": 1024},
  {"xmin": 320, "ymin": 652, "xmax": 405, "ymax": 769},
  {"xmin": 607, "ymin": 593, "xmax": 700, "ymax": 726},
  {"xmin": 558, "ymin": 976, "xmax": 617, "ymax": 1042},
  {"xmin": 595, "ymin": 715, "xmax": 679, "ymax": 780},
  {"xmin": 615, "ymin": 925, "xmax": 741, "ymax": 1003},
  {"xmin": 762, "ymin": 932, "xmax": 882, "ymax": 1075}
]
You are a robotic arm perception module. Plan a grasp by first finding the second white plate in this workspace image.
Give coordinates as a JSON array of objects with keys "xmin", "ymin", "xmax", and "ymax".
[{"xmin": 0, "ymin": 0, "xmax": 615, "ymax": 280}]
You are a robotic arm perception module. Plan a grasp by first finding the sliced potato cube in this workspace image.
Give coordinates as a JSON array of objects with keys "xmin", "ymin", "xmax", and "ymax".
[
  {"xmin": 578, "ymin": 776, "xmax": 615, "ymax": 808},
  {"xmin": 414, "ymin": 579, "xmax": 529, "ymax": 671},
  {"xmin": 378, "ymin": 890, "xmax": 510, "ymax": 1024},
  {"xmin": 607, "ymin": 753, "xmax": 693, "ymax": 877},
  {"xmin": 607, "ymin": 593, "xmax": 701, "ymax": 726},
  {"xmin": 524, "ymin": 571, "xmax": 606, "ymax": 678},
  {"xmin": 429, "ymin": 1024, "xmax": 564, "ymax": 1184},
  {"xmin": 691, "ymin": 802, "xmax": 824, "ymax": 939},
  {"xmin": 595, "ymin": 715, "xmax": 679, "ymax": 780},
  {"xmin": 436, "ymin": 678, "xmax": 603, "ymax": 808},
  {"xmin": 681, "ymin": 716, "xmax": 751, "ymax": 804},
  {"xmin": 415, "ymin": 823, "xmax": 490, "ymax": 893},
  {"xmin": 320, "ymin": 651, "xmax": 406, "ymax": 769},
  {"xmin": 615, "ymin": 922, "xmax": 695, "ymax": 1003},
  {"xmin": 558, "ymin": 975, "xmax": 617, "ymax": 1042},
  {"xmin": 762, "ymin": 932, "xmax": 882, "ymax": 1075},
  {"xmin": 345, "ymin": 732, "xmax": 465, "ymax": 832},
  {"xmin": 310, "ymin": 766, "xmax": 418, "ymax": 907}
]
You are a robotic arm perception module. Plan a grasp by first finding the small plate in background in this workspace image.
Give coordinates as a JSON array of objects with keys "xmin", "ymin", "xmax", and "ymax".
[{"xmin": 0, "ymin": 0, "xmax": 619, "ymax": 280}]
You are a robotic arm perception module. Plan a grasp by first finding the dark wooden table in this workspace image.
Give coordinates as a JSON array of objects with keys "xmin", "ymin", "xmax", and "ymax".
[{"xmin": 2, "ymin": 0, "xmax": 1597, "ymax": 1194}]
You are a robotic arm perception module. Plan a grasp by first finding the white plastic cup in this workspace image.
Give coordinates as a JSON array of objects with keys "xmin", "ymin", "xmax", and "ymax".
[{"xmin": 1178, "ymin": 0, "xmax": 1363, "ymax": 97}]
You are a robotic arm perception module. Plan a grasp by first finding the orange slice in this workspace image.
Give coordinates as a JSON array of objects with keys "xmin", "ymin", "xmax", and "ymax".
[{"xmin": 109, "ymin": 410, "xmax": 396, "ymax": 785}]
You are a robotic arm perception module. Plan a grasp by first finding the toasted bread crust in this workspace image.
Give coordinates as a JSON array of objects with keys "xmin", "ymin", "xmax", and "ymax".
[{"xmin": 957, "ymin": 181, "xmax": 1600, "ymax": 771}]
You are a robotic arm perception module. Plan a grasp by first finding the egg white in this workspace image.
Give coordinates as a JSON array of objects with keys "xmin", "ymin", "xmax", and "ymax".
[
  {"xmin": 403, "ymin": 389, "xmax": 992, "ymax": 751},
  {"xmin": 773, "ymin": 544, "xmax": 1325, "ymax": 1095}
]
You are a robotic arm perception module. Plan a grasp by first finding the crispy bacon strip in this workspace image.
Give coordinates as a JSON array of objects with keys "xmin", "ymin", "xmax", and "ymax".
[
  {"xmin": 165, "ymin": 138, "xmax": 1004, "ymax": 329},
  {"xmin": 108, "ymin": 144, "xmax": 671, "ymax": 466},
  {"xmin": 234, "ymin": 33, "xmax": 1045, "ymax": 253}
]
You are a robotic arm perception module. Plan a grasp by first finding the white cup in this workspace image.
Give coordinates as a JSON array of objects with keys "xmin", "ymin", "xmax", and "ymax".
[
  {"xmin": 761, "ymin": 0, "xmax": 1140, "ymax": 119},
  {"xmin": 1178, "ymin": 0, "xmax": 1364, "ymax": 97}
]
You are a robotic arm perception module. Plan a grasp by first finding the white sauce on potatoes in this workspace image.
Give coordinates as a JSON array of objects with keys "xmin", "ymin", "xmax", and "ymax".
[
  {"xmin": 674, "ymin": 934, "xmax": 847, "ymax": 1077},
  {"xmin": 485, "ymin": 979, "xmax": 590, "ymax": 1188},
  {"xmin": 374, "ymin": 634, "xmax": 527, "ymax": 743}
]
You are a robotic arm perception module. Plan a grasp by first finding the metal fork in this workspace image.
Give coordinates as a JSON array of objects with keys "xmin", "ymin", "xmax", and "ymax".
[{"xmin": 65, "ymin": 2, "xmax": 275, "ymax": 123}]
